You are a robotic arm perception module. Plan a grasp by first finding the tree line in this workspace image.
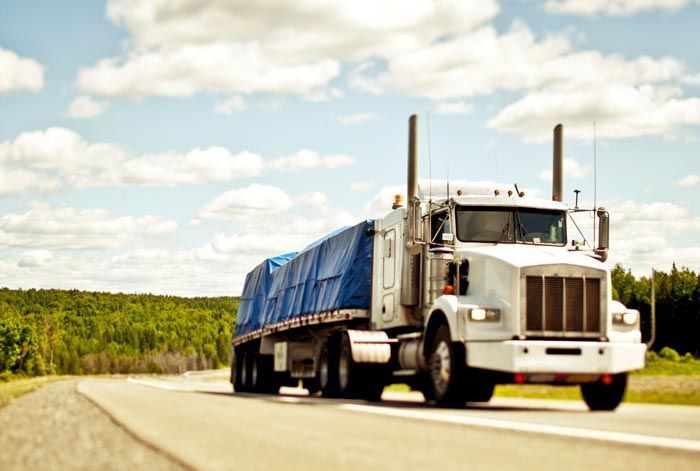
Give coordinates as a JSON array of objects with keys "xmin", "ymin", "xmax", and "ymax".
[
  {"xmin": 611, "ymin": 264, "xmax": 699, "ymax": 355},
  {"xmin": 1, "ymin": 264, "xmax": 698, "ymax": 378},
  {"xmin": 0, "ymin": 288, "xmax": 237, "ymax": 377}
]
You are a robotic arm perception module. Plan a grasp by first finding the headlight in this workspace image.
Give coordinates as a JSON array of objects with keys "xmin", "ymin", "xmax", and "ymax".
[
  {"xmin": 612, "ymin": 309, "xmax": 639, "ymax": 326},
  {"xmin": 469, "ymin": 308, "xmax": 500, "ymax": 322}
]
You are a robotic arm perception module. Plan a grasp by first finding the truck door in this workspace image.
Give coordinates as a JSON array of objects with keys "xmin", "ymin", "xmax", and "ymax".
[{"xmin": 382, "ymin": 228, "xmax": 397, "ymax": 322}]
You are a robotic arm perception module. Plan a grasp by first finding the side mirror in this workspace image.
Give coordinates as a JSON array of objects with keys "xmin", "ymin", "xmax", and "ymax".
[
  {"xmin": 442, "ymin": 233, "xmax": 454, "ymax": 245},
  {"xmin": 595, "ymin": 208, "xmax": 609, "ymax": 261}
]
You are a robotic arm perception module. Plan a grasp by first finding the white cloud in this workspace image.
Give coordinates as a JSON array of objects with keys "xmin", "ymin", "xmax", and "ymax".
[
  {"xmin": 488, "ymin": 84, "xmax": 700, "ymax": 140},
  {"xmin": 336, "ymin": 113, "xmax": 379, "ymax": 125},
  {"xmin": 568, "ymin": 198, "xmax": 700, "ymax": 274},
  {"xmin": 78, "ymin": 43, "xmax": 340, "ymax": 98},
  {"xmin": 87, "ymin": 147, "xmax": 264, "ymax": 187},
  {"xmin": 0, "ymin": 47, "xmax": 44, "ymax": 95},
  {"xmin": 213, "ymin": 95, "xmax": 245, "ymax": 115},
  {"xmin": 544, "ymin": 0, "xmax": 695, "ymax": 16},
  {"xmin": 539, "ymin": 158, "xmax": 592, "ymax": 181},
  {"xmin": 0, "ymin": 127, "xmax": 125, "ymax": 173},
  {"xmin": 17, "ymin": 250, "xmax": 53, "ymax": 268},
  {"xmin": 386, "ymin": 22, "xmax": 683, "ymax": 101},
  {"xmin": 433, "ymin": 101, "xmax": 474, "ymax": 115},
  {"xmin": 66, "ymin": 96, "xmax": 109, "ymax": 118},
  {"xmin": 674, "ymin": 174, "xmax": 699, "ymax": 187},
  {"xmin": 269, "ymin": 149, "xmax": 354, "ymax": 172},
  {"xmin": 0, "ymin": 128, "xmax": 352, "ymax": 193},
  {"xmin": 78, "ymin": 0, "xmax": 498, "ymax": 99},
  {"xmin": 0, "ymin": 203, "xmax": 177, "ymax": 250},
  {"xmin": 351, "ymin": 181, "xmax": 376, "ymax": 192},
  {"xmin": 197, "ymin": 184, "xmax": 294, "ymax": 221},
  {"xmin": 683, "ymin": 74, "xmax": 700, "ymax": 85}
]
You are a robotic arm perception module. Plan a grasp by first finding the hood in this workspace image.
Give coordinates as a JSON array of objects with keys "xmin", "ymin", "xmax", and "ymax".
[{"xmin": 457, "ymin": 243, "xmax": 607, "ymax": 272}]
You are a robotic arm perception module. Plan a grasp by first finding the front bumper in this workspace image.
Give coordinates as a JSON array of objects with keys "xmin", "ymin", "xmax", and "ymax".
[{"xmin": 465, "ymin": 340, "xmax": 647, "ymax": 375}]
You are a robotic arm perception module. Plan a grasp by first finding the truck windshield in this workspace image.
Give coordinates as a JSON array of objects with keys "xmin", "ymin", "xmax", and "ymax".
[{"xmin": 455, "ymin": 206, "xmax": 566, "ymax": 245}]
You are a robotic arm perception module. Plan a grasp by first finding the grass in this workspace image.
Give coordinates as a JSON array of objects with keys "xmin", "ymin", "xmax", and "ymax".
[{"xmin": 0, "ymin": 375, "xmax": 70, "ymax": 409}]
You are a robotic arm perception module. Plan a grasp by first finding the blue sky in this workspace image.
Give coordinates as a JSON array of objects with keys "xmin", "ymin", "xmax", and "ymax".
[{"xmin": 0, "ymin": 0, "xmax": 698, "ymax": 296}]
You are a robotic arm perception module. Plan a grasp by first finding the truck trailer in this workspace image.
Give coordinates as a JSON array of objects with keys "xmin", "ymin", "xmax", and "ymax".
[{"xmin": 231, "ymin": 116, "xmax": 646, "ymax": 410}]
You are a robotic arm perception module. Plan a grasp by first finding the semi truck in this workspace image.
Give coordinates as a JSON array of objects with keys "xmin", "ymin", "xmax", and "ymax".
[{"xmin": 231, "ymin": 115, "xmax": 646, "ymax": 410}]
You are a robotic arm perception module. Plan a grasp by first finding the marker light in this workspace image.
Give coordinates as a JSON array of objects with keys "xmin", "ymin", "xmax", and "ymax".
[
  {"xmin": 514, "ymin": 373, "xmax": 526, "ymax": 384},
  {"xmin": 443, "ymin": 285, "xmax": 455, "ymax": 295},
  {"xmin": 601, "ymin": 374, "xmax": 613, "ymax": 385}
]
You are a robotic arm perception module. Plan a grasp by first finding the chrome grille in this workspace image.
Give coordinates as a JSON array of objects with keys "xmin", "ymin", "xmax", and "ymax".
[{"xmin": 525, "ymin": 276, "xmax": 601, "ymax": 336}]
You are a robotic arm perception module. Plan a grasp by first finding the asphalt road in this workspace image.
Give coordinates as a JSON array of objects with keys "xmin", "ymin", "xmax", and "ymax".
[{"xmin": 77, "ymin": 375, "xmax": 700, "ymax": 471}]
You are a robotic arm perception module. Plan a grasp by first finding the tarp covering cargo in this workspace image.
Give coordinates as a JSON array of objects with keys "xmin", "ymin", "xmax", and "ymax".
[
  {"xmin": 234, "ymin": 220, "xmax": 374, "ymax": 338},
  {"xmin": 235, "ymin": 252, "xmax": 297, "ymax": 337}
]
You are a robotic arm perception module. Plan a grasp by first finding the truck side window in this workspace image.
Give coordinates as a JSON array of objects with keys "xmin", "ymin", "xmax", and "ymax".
[{"xmin": 430, "ymin": 211, "xmax": 451, "ymax": 246}]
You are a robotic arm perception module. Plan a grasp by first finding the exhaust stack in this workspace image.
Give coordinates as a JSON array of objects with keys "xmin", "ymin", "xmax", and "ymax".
[
  {"xmin": 401, "ymin": 115, "xmax": 421, "ymax": 310},
  {"xmin": 552, "ymin": 124, "xmax": 563, "ymax": 202}
]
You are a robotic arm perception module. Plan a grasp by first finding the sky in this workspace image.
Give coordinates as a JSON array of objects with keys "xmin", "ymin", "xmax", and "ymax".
[{"xmin": 0, "ymin": 0, "xmax": 698, "ymax": 296}]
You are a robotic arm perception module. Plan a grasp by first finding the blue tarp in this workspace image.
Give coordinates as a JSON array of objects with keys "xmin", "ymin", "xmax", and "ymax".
[{"xmin": 234, "ymin": 220, "xmax": 374, "ymax": 338}]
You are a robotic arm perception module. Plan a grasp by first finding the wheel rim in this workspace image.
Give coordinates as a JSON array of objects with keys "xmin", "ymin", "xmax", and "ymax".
[
  {"xmin": 430, "ymin": 340, "xmax": 451, "ymax": 398},
  {"xmin": 338, "ymin": 347, "xmax": 350, "ymax": 392},
  {"xmin": 319, "ymin": 348, "xmax": 329, "ymax": 389}
]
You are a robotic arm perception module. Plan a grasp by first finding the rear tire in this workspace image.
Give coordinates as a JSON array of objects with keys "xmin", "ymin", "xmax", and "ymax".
[
  {"xmin": 320, "ymin": 341, "xmax": 339, "ymax": 398},
  {"xmin": 428, "ymin": 325, "xmax": 466, "ymax": 407},
  {"xmin": 336, "ymin": 333, "xmax": 385, "ymax": 401},
  {"xmin": 581, "ymin": 373, "xmax": 627, "ymax": 411},
  {"xmin": 253, "ymin": 354, "xmax": 280, "ymax": 394}
]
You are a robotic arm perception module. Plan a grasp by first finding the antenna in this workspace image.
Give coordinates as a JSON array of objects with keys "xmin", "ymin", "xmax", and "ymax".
[
  {"xmin": 593, "ymin": 121, "xmax": 597, "ymax": 250},
  {"xmin": 427, "ymin": 111, "xmax": 433, "ymax": 204},
  {"xmin": 446, "ymin": 162, "xmax": 450, "ymax": 200}
]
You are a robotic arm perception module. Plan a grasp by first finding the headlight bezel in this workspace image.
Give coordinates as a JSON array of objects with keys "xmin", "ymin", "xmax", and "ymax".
[
  {"xmin": 469, "ymin": 307, "xmax": 501, "ymax": 322},
  {"xmin": 612, "ymin": 309, "xmax": 639, "ymax": 327}
]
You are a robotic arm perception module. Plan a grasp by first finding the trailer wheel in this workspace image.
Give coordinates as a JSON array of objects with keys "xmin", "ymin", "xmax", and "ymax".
[
  {"xmin": 581, "ymin": 373, "xmax": 627, "ymax": 411},
  {"xmin": 232, "ymin": 349, "xmax": 244, "ymax": 392},
  {"xmin": 253, "ymin": 354, "xmax": 280, "ymax": 394},
  {"xmin": 428, "ymin": 324, "xmax": 466, "ymax": 407},
  {"xmin": 320, "ymin": 341, "xmax": 339, "ymax": 398},
  {"xmin": 238, "ymin": 351, "xmax": 249, "ymax": 392},
  {"xmin": 335, "ymin": 333, "xmax": 385, "ymax": 401}
]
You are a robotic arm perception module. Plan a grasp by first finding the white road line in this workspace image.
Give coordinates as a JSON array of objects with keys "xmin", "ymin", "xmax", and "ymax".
[
  {"xmin": 339, "ymin": 404, "xmax": 700, "ymax": 453},
  {"xmin": 125, "ymin": 378, "xmax": 700, "ymax": 453}
]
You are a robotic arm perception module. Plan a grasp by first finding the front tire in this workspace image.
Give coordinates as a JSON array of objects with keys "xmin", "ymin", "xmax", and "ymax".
[
  {"xmin": 581, "ymin": 373, "xmax": 627, "ymax": 411},
  {"xmin": 428, "ymin": 325, "xmax": 466, "ymax": 407}
]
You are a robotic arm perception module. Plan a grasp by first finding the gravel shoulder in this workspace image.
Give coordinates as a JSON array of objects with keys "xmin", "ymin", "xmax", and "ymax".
[{"xmin": 0, "ymin": 379, "xmax": 188, "ymax": 471}]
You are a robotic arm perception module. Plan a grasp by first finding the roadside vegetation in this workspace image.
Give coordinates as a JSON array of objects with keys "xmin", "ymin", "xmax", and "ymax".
[
  {"xmin": 0, "ymin": 375, "xmax": 69, "ymax": 409},
  {"xmin": 0, "ymin": 288, "xmax": 237, "ymax": 377}
]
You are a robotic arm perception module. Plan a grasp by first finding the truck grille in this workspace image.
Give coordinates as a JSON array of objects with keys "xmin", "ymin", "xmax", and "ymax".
[{"xmin": 525, "ymin": 276, "xmax": 601, "ymax": 336}]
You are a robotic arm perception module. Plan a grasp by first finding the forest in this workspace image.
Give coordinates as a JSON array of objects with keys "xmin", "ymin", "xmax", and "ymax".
[
  {"xmin": 0, "ymin": 264, "xmax": 697, "ymax": 378},
  {"xmin": 0, "ymin": 289, "xmax": 237, "ymax": 377}
]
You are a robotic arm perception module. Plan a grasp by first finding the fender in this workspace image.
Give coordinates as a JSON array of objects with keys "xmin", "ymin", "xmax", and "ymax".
[{"xmin": 425, "ymin": 295, "xmax": 463, "ymax": 342}]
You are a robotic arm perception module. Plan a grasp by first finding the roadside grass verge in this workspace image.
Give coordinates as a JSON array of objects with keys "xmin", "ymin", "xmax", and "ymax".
[{"xmin": 0, "ymin": 375, "xmax": 70, "ymax": 409}]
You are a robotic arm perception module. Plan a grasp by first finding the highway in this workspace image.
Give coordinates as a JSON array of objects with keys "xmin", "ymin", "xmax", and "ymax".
[{"xmin": 76, "ymin": 374, "xmax": 700, "ymax": 471}]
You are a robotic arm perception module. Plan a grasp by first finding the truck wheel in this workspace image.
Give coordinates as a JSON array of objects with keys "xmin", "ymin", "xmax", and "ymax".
[
  {"xmin": 465, "ymin": 379, "xmax": 495, "ymax": 403},
  {"xmin": 238, "ymin": 351, "xmax": 249, "ymax": 392},
  {"xmin": 337, "ymin": 334, "xmax": 354, "ymax": 397},
  {"xmin": 320, "ymin": 342, "xmax": 339, "ymax": 398},
  {"xmin": 581, "ymin": 373, "xmax": 627, "ymax": 411},
  {"xmin": 428, "ymin": 324, "xmax": 466, "ymax": 407},
  {"xmin": 253, "ymin": 354, "xmax": 280, "ymax": 394},
  {"xmin": 232, "ymin": 350, "xmax": 244, "ymax": 392}
]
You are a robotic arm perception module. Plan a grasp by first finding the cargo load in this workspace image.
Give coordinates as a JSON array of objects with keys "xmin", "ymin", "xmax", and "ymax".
[{"xmin": 234, "ymin": 220, "xmax": 374, "ymax": 338}]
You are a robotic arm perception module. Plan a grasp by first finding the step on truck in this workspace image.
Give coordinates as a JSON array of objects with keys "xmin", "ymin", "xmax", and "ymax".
[{"xmin": 231, "ymin": 115, "xmax": 647, "ymax": 410}]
